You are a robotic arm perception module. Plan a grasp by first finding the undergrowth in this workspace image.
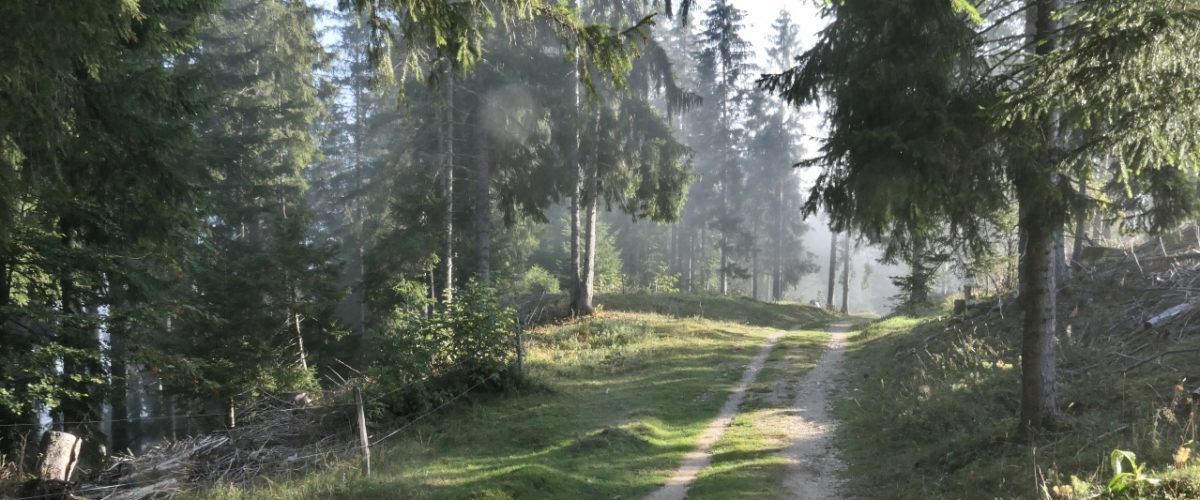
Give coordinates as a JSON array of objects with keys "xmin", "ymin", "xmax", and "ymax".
[{"xmin": 836, "ymin": 304, "xmax": 1200, "ymax": 499}]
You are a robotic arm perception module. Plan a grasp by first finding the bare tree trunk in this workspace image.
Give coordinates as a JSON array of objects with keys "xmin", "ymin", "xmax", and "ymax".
[
  {"xmin": 0, "ymin": 260, "xmax": 9, "ymax": 308},
  {"xmin": 108, "ymin": 312, "xmax": 130, "ymax": 454},
  {"xmin": 440, "ymin": 62, "xmax": 455, "ymax": 304},
  {"xmin": 773, "ymin": 185, "xmax": 785, "ymax": 301},
  {"xmin": 750, "ymin": 218, "xmax": 759, "ymax": 300},
  {"xmin": 686, "ymin": 229, "xmax": 694, "ymax": 292},
  {"xmin": 751, "ymin": 250, "xmax": 759, "ymax": 300},
  {"xmin": 474, "ymin": 108, "xmax": 491, "ymax": 285},
  {"xmin": 719, "ymin": 238, "xmax": 728, "ymax": 295},
  {"xmin": 293, "ymin": 312, "xmax": 307, "ymax": 372},
  {"xmin": 1055, "ymin": 229, "xmax": 1069, "ymax": 285},
  {"xmin": 841, "ymin": 233, "xmax": 850, "ymax": 314},
  {"xmin": 1018, "ymin": 198, "xmax": 1062, "ymax": 432},
  {"xmin": 57, "ymin": 218, "xmax": 96, "ymax": 437},
  {"xmin": 1070, "ymin": 177, "xmax": 1088, "ymax": 267},
  {"xmin": 826, "ymin": 230, "xmax": 837, "ymax": 310},
  {"xmin": 910, "ymin": 239, "xmax": 928, "ymax": 305},
  {"xmin": 1017, "ymin": 0, "xmax": 1064, "ymax": 435},
  {"xmin": 568, "ymin": 44, "xmax": 584, "ymax": 313},
  {"xmin": 578, "ymin": 107, "xmax": 600, "ymax": 315},
  {"xmin": 580, "ymin": 194, "xmax": 597, "ymax": 315}
]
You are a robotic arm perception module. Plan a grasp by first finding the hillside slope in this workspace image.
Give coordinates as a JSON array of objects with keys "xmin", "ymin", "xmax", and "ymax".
[{"xmin": 834, "ymin": 236, "xmax": 1200, "ymax": 499}]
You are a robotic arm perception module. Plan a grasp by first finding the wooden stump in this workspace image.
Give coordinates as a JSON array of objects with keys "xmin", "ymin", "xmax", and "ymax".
[{"xmin": 38, "ymin": 431, "xmax": 82, "ymax": 482}]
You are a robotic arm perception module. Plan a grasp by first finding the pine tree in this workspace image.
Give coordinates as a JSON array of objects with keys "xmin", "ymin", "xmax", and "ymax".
[
  {"xmin": 169, "ymin": 0, "xmax": 338, "ymax": 403},
  {"xmin": 693, "ymin": 0, "xmax": 751, "ymax": 296},
  {"xmin": 0, "ymin": 0, "xmax": 217, "ymax": 450}
]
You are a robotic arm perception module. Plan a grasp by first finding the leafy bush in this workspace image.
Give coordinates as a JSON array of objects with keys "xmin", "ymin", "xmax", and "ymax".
[
  {"xmin": 369, "ymin": 280, "xmax": 518, "ymax": 417},
  {"xmin": 516, "ymin": 265, "xmax": 560, "ymax": 296}
]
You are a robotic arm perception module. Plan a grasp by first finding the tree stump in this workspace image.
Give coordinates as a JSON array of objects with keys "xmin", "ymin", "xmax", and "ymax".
[{"xmin": 38, "ymin": 431, "xmax": 82, "ymax": 482}]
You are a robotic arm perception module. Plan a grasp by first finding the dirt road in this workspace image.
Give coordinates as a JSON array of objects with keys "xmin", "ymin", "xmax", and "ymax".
[{"xmin": 780, "ymin": 323, "xmax": 849, "ymax": 499}]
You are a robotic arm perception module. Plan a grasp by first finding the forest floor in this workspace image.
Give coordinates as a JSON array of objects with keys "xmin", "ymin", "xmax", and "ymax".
[{"xmin": 198, "ymin": 294, "xmax": 834, "ymax": 499}]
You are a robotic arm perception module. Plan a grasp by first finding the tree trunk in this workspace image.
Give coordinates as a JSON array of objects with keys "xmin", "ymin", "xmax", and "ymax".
[
  {"xmin": 57, "ymin": 218, "xmax": 95, "ymax": 435},
  {"xmin": 826, "ymin": 230, "xmax": 837, "ymax": 310},
  {"xmin": 751, "ymin": 249, "xmax": 759, "ymax": 300},
  {"xmin": 0, "ymin": 260, "xmax": 9, "ymax": 308},
  {"xmin": 474, "ymin": 108, "xmax": 491, "ymax": 285},
  {"xmin": 841, "ymin": 233, "xmax": 850, "ymax": 314},
  {"xmin": 1055, "ymin": 229, "xmax": 1069, "ymax": 285},
  {"xmin": 719, "ymin": 238, "xmax": 728, "ymax": 295},
  {"xmin": 109, "ymin": 317, "xmax": 130, "ymax": 454},
  {"xmin": 1016, "ymin": 0, "xmax": 1064, "ymax": 435},
  {"xmin": 568, "ymin": 46, "xmax": 584, "ymax": 314},
  {"xmin": 578, "ymin": 107, "xmax": 600, "ymax": 316},
  {"xmin": 293, "ymin": 311, "xmax": 307, "ymax": 372},
  {"xmin": 750, "ymin": 218, "xmax": 759, "ymax": 300},
  {"xmin": 773, "ymin": 185, "xmax": 785, "ymax": 302},
  {"xmin": 910, "ymin": 240, "xmax": 928, "ymax": 305},
  {"xmin": 580, "ymin": 194, "xmax": 597, "ymax": 315},
  {"xmin": 1018, "ymin": 197, "xmax": 1062, "ymax": 432},
  {"xmin": 1070, "ymin": 177, "xmax": 1088, "ymax": 267},
  {"xmin": 37, "ymin": 431, "xmax": 82, "ymax": 482},
  {"xmin": 440, "ymin": 61, "xmax": 455, "ymax": 304},
  {"xmin": 686, "ymin": 229, "xmax": 694, "ymax": 292}
]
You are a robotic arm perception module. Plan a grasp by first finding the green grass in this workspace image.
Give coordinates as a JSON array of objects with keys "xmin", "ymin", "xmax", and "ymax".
[
  {"xmin": 832, "ymin": 305, "xmax": 1200, "ymax": 500},
  {"xmin": 198, "ymin": 294, "xmax": 832, "ymax": 499},
  {"xmin": 597, "ymin": 292, "xmax": 833, "ymax": 330}
]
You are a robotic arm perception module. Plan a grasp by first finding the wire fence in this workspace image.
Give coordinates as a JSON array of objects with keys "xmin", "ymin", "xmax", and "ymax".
[
  {"xmin": 6, "ymin": 378, "xmax": 490, "ymax": 500},
  {"xmin": 0, "ymin": 352, "xmax": 489, "ymax": 430}
]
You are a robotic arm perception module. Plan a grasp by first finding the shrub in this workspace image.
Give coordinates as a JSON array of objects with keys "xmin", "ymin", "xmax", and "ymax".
[
  {"xmin": 369, "ymin": 280, "xmax": 518, "ymax": 417},
  {"xmin": 516, "ymin": 265, "xmax": 560, "ymax": 296}
]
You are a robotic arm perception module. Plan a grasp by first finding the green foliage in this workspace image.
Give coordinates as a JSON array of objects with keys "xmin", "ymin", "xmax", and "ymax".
[
  {"xmin": 759, "ymin": 0, "xmax": 1004, "ymax": 261},
  {"xmin": 516, "ymin": 265, "xmax": 561, "ymax": 296},
  {"xmin": 1105, "ymin": 449, "xmax": 1161, "ymax": 494},
  {"xmin": 371, "ymin": 281, "xmax": 517, "ymax": 416},
  {"xmin": 1004, "ymin": 1, "xmax": 1200, "ymax": 195}
]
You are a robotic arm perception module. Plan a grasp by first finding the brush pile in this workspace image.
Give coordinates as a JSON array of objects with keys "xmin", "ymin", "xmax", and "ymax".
[
  {"xmin": 5, "ymin": 390, "xmax": 360, "ymax": 500},
  {"xmin": 1067, "ymin": 228, "xmax": 1200, "ymax": 367}
]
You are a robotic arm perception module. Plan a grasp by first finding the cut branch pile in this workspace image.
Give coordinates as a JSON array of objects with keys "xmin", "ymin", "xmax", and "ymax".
[
  {"xmin": 1080, "ymin": 230, "xmax": 1200, "ymax": 342},
  {"xmin": 82, "ymin": 390, "xmax": 356, "ymax": 499}
]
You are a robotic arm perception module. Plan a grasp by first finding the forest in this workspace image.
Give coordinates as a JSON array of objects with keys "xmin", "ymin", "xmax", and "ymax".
[{"xmin": 3, "ymin": 0, "xmax": 1200, "ymax": 499}]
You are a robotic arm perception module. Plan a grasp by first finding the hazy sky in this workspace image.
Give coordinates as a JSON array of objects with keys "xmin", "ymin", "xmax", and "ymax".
[{"xmin": 733, "ymin": 0, "xmax": 825, "ymax": 70}]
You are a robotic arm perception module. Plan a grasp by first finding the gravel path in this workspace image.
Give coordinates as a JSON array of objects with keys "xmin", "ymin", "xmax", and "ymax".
[
  {"xmin": 780, "ymin": 323, "xmax": 849, "ymax": 499},
  {"xmin": 646, "ymin": 332, "xmax": 784, "ymax": 500}
]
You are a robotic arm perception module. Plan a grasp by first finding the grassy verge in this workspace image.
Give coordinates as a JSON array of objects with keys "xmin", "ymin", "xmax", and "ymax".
[
  {"xmin": 597, "ymin": 293, "xmax": 832, "ymax": 330},
  {"xmin": 688, "ymin": 330, "xmax": 829, "ymax": 499},
  {"xmin": 199, "ymin": 295, "xmax": 830, "ymax": 499},
  {"xmin": 833, "ymin": 305, "xmax": 1200, "ymax": 499}
]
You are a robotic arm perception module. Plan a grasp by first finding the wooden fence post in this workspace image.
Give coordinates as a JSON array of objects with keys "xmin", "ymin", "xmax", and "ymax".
[{"xmin": 354, "ymin": 386, "xmax": 371, "ymax": 476}]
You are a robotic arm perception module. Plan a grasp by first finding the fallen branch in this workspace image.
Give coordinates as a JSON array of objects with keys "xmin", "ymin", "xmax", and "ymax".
[
  {"xmin": 1123, "ymin": 348, "xmax": 1200, "ymax": 372},
  {"xmin": 1074, "ymin": 424, "xmax": 1131, "ymax": 458},
  {"xmin": 1144, "ymin": 302, "xmax": 1199, "ymax": 329}
]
